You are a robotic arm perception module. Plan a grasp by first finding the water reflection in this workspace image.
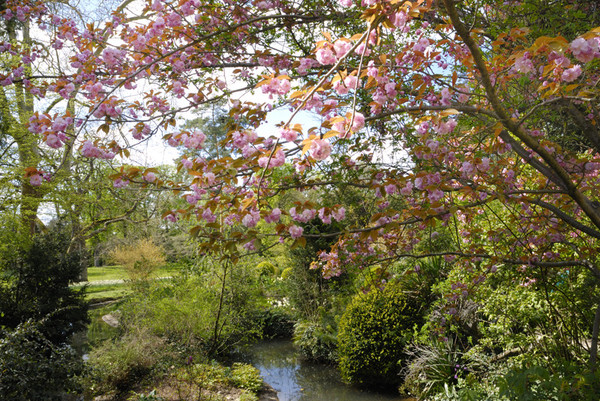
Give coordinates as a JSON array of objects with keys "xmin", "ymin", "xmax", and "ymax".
[{"xmin": 244, "ymin": 340, "xmax": 407, "ymax": 401}]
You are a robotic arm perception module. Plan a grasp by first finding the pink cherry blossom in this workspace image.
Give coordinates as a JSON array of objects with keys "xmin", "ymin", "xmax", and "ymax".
[
  {"xmin": 514, "ymin": 53, "xmax": 534, "ymax": 74},
  {"xmin": 264, "ymin": 208, "xmax": 281, "ymax": 223},
  {"xmin": 258, "ymin": 149, "xmax": 285, "ymax": 168},
  {"xmin": 414, "ymin": 176, "xmax": 425, "ymax": 190},
  {"xmin": 479, "ymin": 157, "xmax": 490, "ymax": 172},
  {"xmin": 435, "ymin": 119, "xmax": 457, "ymax": 135},
  {"xmin": 143, "ymin": 172, "xmax": 157, "ymax": 182},
  {"xmin": 391, "ymin": 11, "xmax": 407, "ymax": 28},
  {"xmin": 316, "ymin": 47, "xmax": 336, "ymax": 65},
  {"xmin": 354, "ymin": 43, "xmax": 371, "ymax": 56},
  {"xmin": 113, "ymin": 177, "xmax": 129, "ymax": 188},
  {"xmin": 132, "ymin": 124, "xmax": 151, "ymax": 140},
  {"xmin": 334, "ymin": 39, "xmax": 352, "ymax": 58},
  {"xmin": 204, "ymin": 172, "xmax": 216, "ymax": 185},
  {"xmin": 186, "ymin": 194, "xmax": 199, "ymax": 205},
  {"xmin": 460, "ymin": 161, "xmax": 475, "ymax": 178},
  {"xmin": 428, "ymin": 189, "xmax": 444, "ymax": 203},
  {"xmin": 385, "ymin": 184, "xmax": 397, "ymax": 195},
  {"xmin": 29, "ymin": 174, "xmax": 42, "ymax": 187},
  {"xmin": 332, "ymin": 207, "xmax": 345, "ymax": 221},
  {"xmin": 281, "ymin": 128, "xmax": 298, "ymax": 142},
  {"xmin": 45, "ymin": 133, "xmax": 67, "ymax": 149},
  {"xmin": 181, "ymin": 158, "xmax": 193, "ymax": 169},
  {"xmin": 562, "ymin": 65, "xmax": 582, "ymax": 82},
  {"xmin": 351, "ymin": 112, "xmax": 365, "ymax": 131},
  {"xmin": 243, "ymin": 239, "xmax": 256, "ymax": 251},
  {"xmin": 242, "ymin": 210, "xmax": 260, "ymax": 227},
  {"xmin": 548, "ymin": 51, "xmax": 570, "ymax": 67},
  {"xmin": 331, "ymin": 116, "xmax": 346, "ymax": 134},
  {"xmin": 202, "ymin": 208, "xmax": 217, "ymax": 223},
  {"xmin": 289, "ymin": 225, "xmax": 304, "ymax": 239},
  {"xmin": 261, "ymin": 78, "xmax": 291, "ymax": 96},
  {"xmin": 334, "ymin": 80, "xmax": 350, "ymax": 95},
  {"xmin": 102, "ymin": 47, "xmax": 124, "ymax": 68},
  {"xmin": 297, "ymin": 57, "xmax": 317, "ymax": 75},
  {"xmin": 413, "ymin": 38, "xmax": 429, "ymax": 53},
  {"xmin": 242, "ymin": 145, "xmax": 257, "ymax": 158},
  {"xmin": 310, "ymin": 139, "xmax": 331, "ymax": 161},
  {"xmin": 80, "ymin": 140, "xmax": 115, "ymax": 159},
  {"xmin": 416, "ymin": 122, "xmax": 429, "ymax": 135},
  {"xmin": 183, "ymin": 130, "xmax": 206, "ymax": 149},
  {"xmin": 151, "ymin": 0, "xmax": 164, "ymax": 11},
  {"xmin": 570, "ymin": 38, "xmax": 597, "ymax": 63},
  {"xmin": 440, "ymin": 88, "xmax": 452, "ymax": 106},
  {"xmin": 344, "ymin": 75, "xmax": 358, "ymax": 91},
  {"xmin": 165, "ymin": 213, "xmax": 178, "ymax": 223},
  {"xmin": 400, "ymin": 181, "xmax": 413, "ymax": 195},
  {"xmin": 290, "ymin": 207, "xmax": 316, "ymax": 223},
  {"xmin": 319, "ymin": 208, "xmax": 332, "ymax": 224}
]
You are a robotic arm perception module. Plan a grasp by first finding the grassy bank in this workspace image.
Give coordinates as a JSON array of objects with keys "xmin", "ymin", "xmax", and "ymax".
[{"xmin": 74, "ymin": 264, "xmax": 182, "ymax": 302}]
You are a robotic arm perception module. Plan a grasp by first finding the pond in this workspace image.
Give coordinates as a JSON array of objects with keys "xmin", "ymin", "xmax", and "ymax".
[{"xmin": 242, "ymin": 340, "xmax": 414, "ymax": 401}]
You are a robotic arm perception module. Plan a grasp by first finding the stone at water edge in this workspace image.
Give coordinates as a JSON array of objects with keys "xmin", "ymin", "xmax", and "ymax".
[{"xmin": 101, "ymin": 314, "xmax": 119, "ymax": 328}]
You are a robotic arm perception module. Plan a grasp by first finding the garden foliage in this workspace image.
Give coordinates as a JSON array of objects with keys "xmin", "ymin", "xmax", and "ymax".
[
  {"xmin": 0, "ymin": 224, "xmax": 89, "ymax": 343},
  {"xmin": 0, "ymin": 319, "xmax": 83, "ymax": 400},
  {"xmin": 2, "ymin": 0, "xmax": 600, "ymax": 398}
]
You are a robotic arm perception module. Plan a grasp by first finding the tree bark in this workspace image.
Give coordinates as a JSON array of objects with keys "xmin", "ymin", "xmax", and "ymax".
[{"xmin": 590, "ymin": 300, "xmax": 600, "ymax": 371}]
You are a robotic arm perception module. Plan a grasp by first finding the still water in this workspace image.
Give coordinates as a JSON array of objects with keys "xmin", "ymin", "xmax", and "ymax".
[{"xmin": 243, "ymin": 340, "xmax": 411, "ymax": 401}]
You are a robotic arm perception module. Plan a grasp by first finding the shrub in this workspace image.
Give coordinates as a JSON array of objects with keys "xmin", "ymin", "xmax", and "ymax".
[
  {"xmin": 109, "ymin": 238, "xmax": 166, "ymax": 284},
  {"xmin": 337, "ymin": 283, "xmax": 422, "ymax": 388},
  {"xmin": 255, "ymin": 261, "xmax": 278, "ymax": 277},
  {"xmin": 280, "ymin": 267, "xmax": 292, "ymax": 280},
  {"xmin": 0, "ymin": 224, "xmax": 89, "ymax": 344},
  {"xmin": 86, "ymin": 327, "xmax": 169, "ymax": 394},
  {"xmin": 497, "ymin": 362, "xmax": 600, "ymax": 401},
  {"xmin": 293, "ymin": 318, "xmax": 338, "ymax": 362},
  {"xmin": 254, "ymin": 307, "xmax": 294, "ymax": 339},
  {"xmin": 0, "ymin": 320, "xmax": 83, "ymax": 400}
]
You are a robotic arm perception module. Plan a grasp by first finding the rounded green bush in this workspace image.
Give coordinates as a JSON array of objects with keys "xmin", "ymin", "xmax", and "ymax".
[
  {"xmin": 255, "ymin": 261, "xmax": 277, "ymax": 277},
  {"xmin": 280, "ymin": 267, "xmax": 292, "ymax": 280},
  {"xmin": 337, "ymin": 283, "xmax": 422, "ymax": 388}
]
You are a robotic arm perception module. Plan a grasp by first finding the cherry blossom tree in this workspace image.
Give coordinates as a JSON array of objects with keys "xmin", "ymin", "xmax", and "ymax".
[{"xmin": 4, "ymin": 0, "xmax": 600, "ymax": 367}]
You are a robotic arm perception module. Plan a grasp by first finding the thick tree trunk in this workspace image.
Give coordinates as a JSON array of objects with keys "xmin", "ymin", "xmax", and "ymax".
[{"xmin": 20, "ymin": 180, "xmax": 42, "ymax": 237}]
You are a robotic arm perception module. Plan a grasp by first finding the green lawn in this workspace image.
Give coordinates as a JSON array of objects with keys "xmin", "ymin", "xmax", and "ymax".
[
  {"xmin": 84, "ymin": 282, "xmax": 130, "ymax": 301},
  {"xmin": 86, "ymin": 264, "xmax": 180, "ymax": 282},
  {"xmin": 76, "ymin": 264, "xmax": 181, "ymax": 302},
  {"xmin": 86, "ymin": 265, "xmax": 127, "ymax": 282}
]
